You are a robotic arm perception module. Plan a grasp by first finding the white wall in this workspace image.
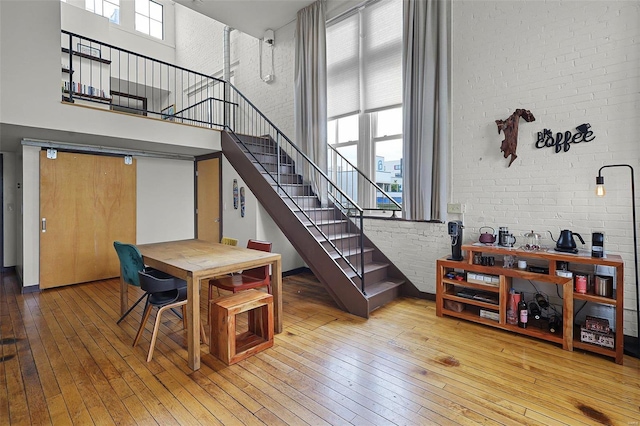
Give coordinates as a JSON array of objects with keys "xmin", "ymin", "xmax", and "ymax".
[
  {"xmin": 174, "ymin": 4, "xmax": 303, "ymax": 272},
  {"xmin": 136, "ymin": 157, "xmax": 195, "ymax": 244},
  {"xmin": 19, "ymin": 146, "xmax": 40, "ymax": 287},
  {"xmin": 2, "ymin": 152, "xmax": 16, "ymax": 267}
]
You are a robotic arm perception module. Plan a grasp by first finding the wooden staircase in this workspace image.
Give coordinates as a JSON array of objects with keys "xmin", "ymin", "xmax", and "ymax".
[{"xmin": 222, "ymin": 131, "xmax": 414, "ymax": 318}]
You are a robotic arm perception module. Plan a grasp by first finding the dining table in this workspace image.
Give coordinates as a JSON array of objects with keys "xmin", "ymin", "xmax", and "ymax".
[{"xmin": 123, "ymin": 239, "xmax": 282, "ymax": 371}]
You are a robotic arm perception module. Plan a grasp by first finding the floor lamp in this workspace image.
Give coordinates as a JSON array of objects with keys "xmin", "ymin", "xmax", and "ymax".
[{"xmin": 595, "ymin": 164, "xmax": 639, "ymax": 358}]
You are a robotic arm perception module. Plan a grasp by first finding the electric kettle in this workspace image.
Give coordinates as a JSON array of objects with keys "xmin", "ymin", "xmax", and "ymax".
[{"xmin": 549, "ymin": 229, "xmax": 585, "ymax": 253}]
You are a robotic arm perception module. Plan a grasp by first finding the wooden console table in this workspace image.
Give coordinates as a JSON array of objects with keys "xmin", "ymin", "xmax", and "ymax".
[{"xmin": 436, "ymin": 244, "xmax": 624, "ymax": 364}]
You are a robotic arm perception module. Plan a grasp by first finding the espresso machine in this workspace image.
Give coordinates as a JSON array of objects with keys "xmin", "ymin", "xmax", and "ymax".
[{"xmin": 448, "ymin": 221, "xmax": 464, "ymax": 261}]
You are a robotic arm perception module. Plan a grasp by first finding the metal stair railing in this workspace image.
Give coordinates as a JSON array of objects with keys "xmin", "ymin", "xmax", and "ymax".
[
  {"xmin": 225, "ymin": 84, "xmax": 367, "ymax": 293},
  {"xmin": 328, "ymin": 145, "xmax": 402, "ymax": 218}
]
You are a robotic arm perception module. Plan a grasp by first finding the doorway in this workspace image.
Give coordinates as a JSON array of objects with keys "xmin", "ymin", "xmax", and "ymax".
[{"xmin": 196, "ymin": 154, "xmax": 222, "ymax": 243}]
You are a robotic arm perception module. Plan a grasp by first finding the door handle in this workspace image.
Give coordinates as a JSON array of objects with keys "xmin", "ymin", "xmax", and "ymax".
[
  {"xmin": 214, "ymin": 218, "xmax": 221, "ymax": 223},
  {"xmin": 41, "ymin": 218, "xmax": 46, "ymax": 233}
]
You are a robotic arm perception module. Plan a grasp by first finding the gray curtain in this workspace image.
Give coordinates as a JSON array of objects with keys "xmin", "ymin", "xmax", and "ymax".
[
  {"xmin": 294, "ymin": 0, "xmax": 328, "ymax": 205},
  {"xmin": 402, "ymin": 0, "xmax": 450, "ymax": 221}
]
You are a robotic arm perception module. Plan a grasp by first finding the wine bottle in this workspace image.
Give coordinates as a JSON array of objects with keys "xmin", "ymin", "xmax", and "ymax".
[
  {"xmin": 529, "ymin": 302, "xmax": 541, "ymax": 320},
  {"xmin": 518, "ymin": 293, "xmax": 528, "ymax": 329},
  {"xmin": 548, "ymin": 316, "xmax": 561, "ymax": 334}
]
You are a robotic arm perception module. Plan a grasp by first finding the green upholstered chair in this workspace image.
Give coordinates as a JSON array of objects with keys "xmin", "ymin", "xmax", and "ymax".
[{"xmin": 113, "ymin": 241, "xmax": 153, "ymax": 324}]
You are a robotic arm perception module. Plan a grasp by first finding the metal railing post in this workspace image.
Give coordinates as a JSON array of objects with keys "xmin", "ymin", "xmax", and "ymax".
[
  {"xmin": 360, "ymin": 212, "xmax": 365, "ymax": 294},
  {"xmin": 68, "ymin": 33, "xmax": 73, "ymax": 102}
]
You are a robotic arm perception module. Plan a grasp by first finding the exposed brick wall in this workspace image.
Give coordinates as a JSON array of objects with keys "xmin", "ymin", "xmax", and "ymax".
[{"xmin": 452, "ymin": 0, "xmax": 640, "ymax": 336}]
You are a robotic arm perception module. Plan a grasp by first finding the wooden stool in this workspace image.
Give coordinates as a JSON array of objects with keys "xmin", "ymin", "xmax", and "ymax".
[{"xmin": 209, "ymin": 289, "xmax": 274, "ymax": 365}]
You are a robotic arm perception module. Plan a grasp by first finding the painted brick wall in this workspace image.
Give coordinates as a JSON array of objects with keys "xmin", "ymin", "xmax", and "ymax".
[{"xmin": 451, "ymin": 0, "xmax": 640, "ymax": 336}]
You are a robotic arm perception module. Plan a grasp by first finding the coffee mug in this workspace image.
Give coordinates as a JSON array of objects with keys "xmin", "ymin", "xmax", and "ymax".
[{"xmin": 518, "ymin": 260, "xmax": 527, "ymax": 269}]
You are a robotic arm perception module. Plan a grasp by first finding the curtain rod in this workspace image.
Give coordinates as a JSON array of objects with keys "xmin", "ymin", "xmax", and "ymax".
[{"xmin": 326, "ymin": 0, "xmax": 379, "ymax": 25}]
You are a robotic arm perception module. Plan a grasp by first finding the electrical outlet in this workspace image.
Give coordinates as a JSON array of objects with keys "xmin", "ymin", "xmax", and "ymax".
[{"xmin": 447, "ymin": 203, "xmax": 462, "ymax": 214}]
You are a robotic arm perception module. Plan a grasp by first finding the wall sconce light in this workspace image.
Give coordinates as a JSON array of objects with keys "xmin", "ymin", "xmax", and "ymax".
[{"xmin": 595, "ymin": 164, "xmax": 638, "ymax": 358}]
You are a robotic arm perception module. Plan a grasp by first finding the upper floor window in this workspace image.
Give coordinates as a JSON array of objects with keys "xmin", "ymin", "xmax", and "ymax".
[
  {"xmin": 85, "ymin": 0, "xmax": 120, "ymax": 24},
  {"xmin": 135, "ymin": 0, "xmax": 163, "ymax": 40}
]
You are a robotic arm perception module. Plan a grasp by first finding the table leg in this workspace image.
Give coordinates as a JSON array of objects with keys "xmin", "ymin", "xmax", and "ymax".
[
  {"xmin": 187, "ymin": 275, "xmax": 201, "ymax": 370},
  {"xmin": 272, "ymin": 259, "xmax": 282, "ymax": 333},
  {"xmin": 120, "ymin": 276, "xmax": 128, "ymax": 316}
]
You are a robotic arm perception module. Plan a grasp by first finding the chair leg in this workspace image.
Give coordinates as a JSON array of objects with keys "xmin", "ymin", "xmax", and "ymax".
[
  {"xmin": 147, "ymin": 301, "xmax": 188, "ymax": 362},
  {"xmin": 181, "ymin": 305, "xmax": 187, "ymax": 329},
  {"xmin": 117, "ymin": 293, "xmax": 148, "ymax": 324},
  {"xmin": 147, "ymin": 305, "xmax": 167, "ymax": 362},
  {"xmin": 133, "ymin": 302, "xmax": 153, "ymax": 347}
]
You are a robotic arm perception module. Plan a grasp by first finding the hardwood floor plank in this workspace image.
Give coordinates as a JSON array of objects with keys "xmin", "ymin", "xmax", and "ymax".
[
  {"xmin": 5, "ymin": 290, "xmax": 49, "ymax": 425},
  {"xmin": 45, "ymin": 394, "xmax": 73, "ymax": 426},
  {"xmin": 279, "ymin": 324, "xmax": 523, "ymax": 425},
  {"xmin": 3, "ymin": 270, "xmax": 640, "ymax": 425}
]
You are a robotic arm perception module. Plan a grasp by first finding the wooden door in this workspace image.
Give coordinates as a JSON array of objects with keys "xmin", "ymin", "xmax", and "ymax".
[
  {"xmin": 40, "ymin": 151, "xmax": 136, "ymax": 289},
  {"xmin": 196, "ymin": 157, "xmax": 221, "ymax": 243}
]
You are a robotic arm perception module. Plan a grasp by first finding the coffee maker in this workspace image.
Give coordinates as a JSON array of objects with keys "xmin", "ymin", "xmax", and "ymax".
[
  {"xmin": 448, "ymin": 221, "xmax": 464, "ymax": 261},
  {"xmin": 592, "ymin": 232, "xmax": 604, "ymax": 258}
]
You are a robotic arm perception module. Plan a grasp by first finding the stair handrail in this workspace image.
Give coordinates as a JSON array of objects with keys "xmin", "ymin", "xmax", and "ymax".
[
  {"xmin": 328, "ymin": 144, "xmax": 402, "ymax": 215},
  {"xmin": 225, "ymin": 84, "xmax": 367, "ymax": 294},
  {"xmin": 225, "ymin": 84, "xmax": 361, "ymax": 211}
]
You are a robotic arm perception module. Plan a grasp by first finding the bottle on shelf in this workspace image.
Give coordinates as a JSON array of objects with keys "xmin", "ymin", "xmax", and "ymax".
[
  {"xmin": 529, "ymin": 302, "xmax": 541, "ymax": 320},
  {"xmin": 518, "ymin": 293, "xmax": 528, "ymax": 329},
  {"xmin": 548, "ymin": 315, "xmax": 561, "ymax": 334},
  {"xmin": 507, "ymin": 289, "xmax": 520, "ymax": 325}
]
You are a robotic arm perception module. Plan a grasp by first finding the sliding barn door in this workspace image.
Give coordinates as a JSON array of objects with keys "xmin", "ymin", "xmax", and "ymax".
[{"xmin": 40, "ymin": 151, "xmax": 136, "ymax": 289}]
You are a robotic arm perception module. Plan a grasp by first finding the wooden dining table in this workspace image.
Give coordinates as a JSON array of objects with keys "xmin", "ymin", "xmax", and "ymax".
[{"xmin": 123, "ymin": 239, "xmax": 282, "ymax": 371}]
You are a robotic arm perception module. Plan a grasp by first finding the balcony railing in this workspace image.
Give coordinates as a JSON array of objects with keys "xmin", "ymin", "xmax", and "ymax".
[{"xmin": 61, "ymin": 30, "xmax": 232, "ymax": 128}]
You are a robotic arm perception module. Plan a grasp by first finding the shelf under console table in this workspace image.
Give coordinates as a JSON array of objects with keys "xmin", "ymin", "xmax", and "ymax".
[{"xmin": 436, "ymin": 244, "xmax": 624, "ymax": 364}]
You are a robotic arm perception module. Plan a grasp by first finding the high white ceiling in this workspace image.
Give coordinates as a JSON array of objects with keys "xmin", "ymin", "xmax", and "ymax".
[{"xmin": 173, "ymin": 0, "xmax": 317, "ymax": 39}]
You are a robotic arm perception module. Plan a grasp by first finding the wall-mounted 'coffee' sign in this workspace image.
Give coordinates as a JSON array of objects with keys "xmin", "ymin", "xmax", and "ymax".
[{"xmin": 536, "ymin": 123, "xmax": 595, "ymax": 153}]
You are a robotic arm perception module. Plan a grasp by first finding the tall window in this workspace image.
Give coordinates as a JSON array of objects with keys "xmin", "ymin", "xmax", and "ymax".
[
  {"xmin": 327, "ymin": 0, "xmax": 403, "ymax": 208},
  {"xmin": 85, "ymin": 0, "xmax": 120, "ymax": 24},
  {"xmin": 135, "ymin": 0, "xmax": 164, "ymax": 40}
]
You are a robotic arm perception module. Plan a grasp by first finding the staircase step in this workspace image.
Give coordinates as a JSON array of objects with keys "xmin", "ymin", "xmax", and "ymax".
[
  {"xmin": 345, "ymin": 262, "xmax": 390, "ymax": 288},
  {"xmin": 344, "ymin": 262, "xmax": 389, "ymax": 279},
  {"xmin": 293, "ymin": 207, "xmax": 338, "ymax": 221},
  {"xmin": 364, "ymin": 278, "xmax": 404, "ymax": 297},
  {"xmin": 272, "ymin": 183, "xmax": 314, "ymax": 196},
  {"xmin": 244, "ymin": 150, "xmax": 290, "ymax": 164},
  {"xmin": 302, "ymin": 219, "xmax": 349, "ymax": 238},
  {"xmin": 364, "ymin": 278, "xmax": 405, "ymax": 312},
  {"xmin": 255, "ymin": 161, "xmax": 296, "ymax": 174},
  {"xmin": 328, "ymin": 246, "xmax": 375, "ymax": 270},
  {"xmin": 283, "ymin": 196, "xmax": 320, "ymax": 209},
  {"xmin": 262, "ymin": 172, "xmax": 302, "ymax": 185}
]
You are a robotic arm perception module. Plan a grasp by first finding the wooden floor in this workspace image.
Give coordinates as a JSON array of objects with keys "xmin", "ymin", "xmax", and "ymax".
[{"xmin": 2, "ymin": 270, "xmax": 640, "ymax": 425}]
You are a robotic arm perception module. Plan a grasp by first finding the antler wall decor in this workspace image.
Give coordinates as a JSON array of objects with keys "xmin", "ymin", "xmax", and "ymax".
[{"xmin": 495, "ymin": 109, "xmax": 536, "ymax": 167}]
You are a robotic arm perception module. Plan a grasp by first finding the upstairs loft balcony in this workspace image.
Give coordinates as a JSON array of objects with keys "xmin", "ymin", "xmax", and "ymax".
[{"xmin": 60, "ymin": 30, "xmax": 237, "ymax": 130}]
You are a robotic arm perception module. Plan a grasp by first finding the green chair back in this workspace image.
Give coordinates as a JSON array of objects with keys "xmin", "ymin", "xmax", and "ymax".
[{"xmin": 113, "ymin": 241, "xmax": 145, "ymax": 287}]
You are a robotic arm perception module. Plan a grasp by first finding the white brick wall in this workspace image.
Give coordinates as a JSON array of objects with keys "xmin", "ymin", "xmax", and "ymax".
[{"xmin": 452, "ymin": 0, "xmax": 640, "ymax": 336}]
